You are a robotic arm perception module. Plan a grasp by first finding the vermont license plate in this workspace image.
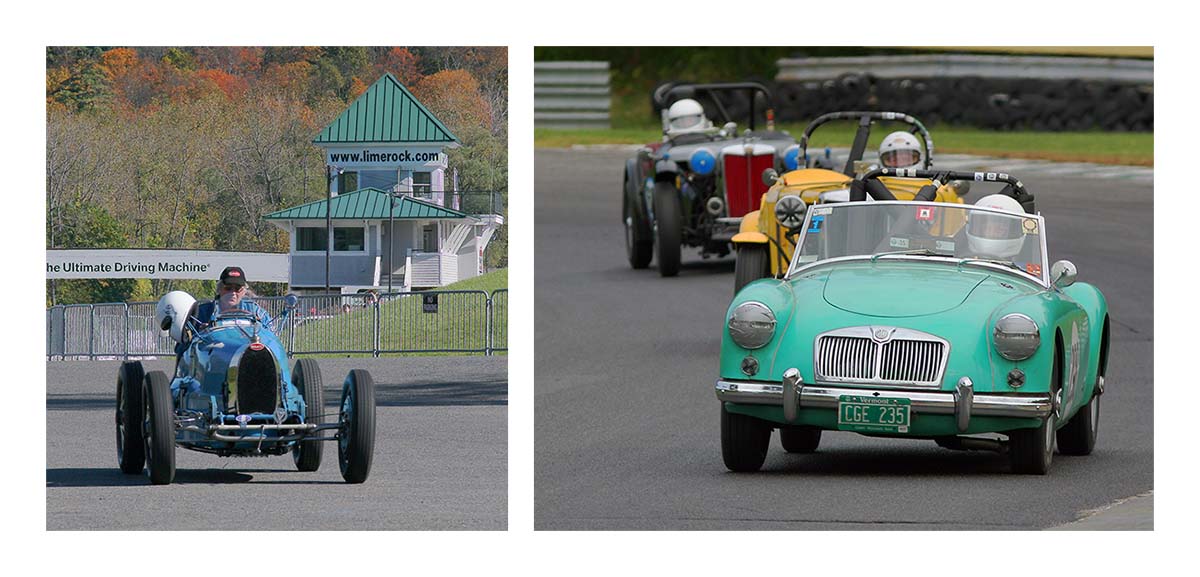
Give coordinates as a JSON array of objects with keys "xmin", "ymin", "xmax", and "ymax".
[{"xmin": 837, "ymin": 395, "xmax": 911, "ymax": 433}]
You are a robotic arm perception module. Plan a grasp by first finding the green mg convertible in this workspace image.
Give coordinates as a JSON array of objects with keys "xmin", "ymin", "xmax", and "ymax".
[{"xmin": 716, "ymin": 169, "xmax": 1109, "ymax": 474}]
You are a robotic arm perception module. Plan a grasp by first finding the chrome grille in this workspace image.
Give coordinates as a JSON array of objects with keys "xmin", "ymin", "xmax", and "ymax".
[{"xmin": 815, "ymin": 327, "xmax": 948, "ymax": 387}]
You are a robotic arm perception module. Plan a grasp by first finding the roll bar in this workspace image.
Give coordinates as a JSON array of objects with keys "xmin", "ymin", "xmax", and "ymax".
[
  {"xmin": 652, "ymin": 81, "xmax": 776, "ymax": 131},
  {"xmin": 855, "ymin": 168, "xmax": 1035, "ymax": 213},
  {"xmin": 798, "ymin": 111, "xmax": 934, "ymax": 176}
]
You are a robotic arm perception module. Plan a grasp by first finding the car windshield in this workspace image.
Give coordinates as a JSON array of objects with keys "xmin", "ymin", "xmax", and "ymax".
[{"xmin": 788, "ymin": 201, "xmax": 1047, "ymax": 284}]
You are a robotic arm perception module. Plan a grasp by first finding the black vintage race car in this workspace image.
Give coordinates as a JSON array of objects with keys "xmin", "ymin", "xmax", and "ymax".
[{"xmin": 622, "ymin": 81, "xmax": 798, "ymax": 276}]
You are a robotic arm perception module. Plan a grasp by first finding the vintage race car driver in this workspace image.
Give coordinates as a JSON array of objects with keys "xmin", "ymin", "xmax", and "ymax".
[{"xmin": 172, "ymin": 266, "xmax": 274, "ymax": 360}]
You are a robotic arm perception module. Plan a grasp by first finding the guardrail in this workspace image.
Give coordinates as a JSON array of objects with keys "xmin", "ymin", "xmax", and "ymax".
[
  {"xmin": 45, "ymin": 289, "xmax": 510, "ymax": 360},
  {"xmin": 776, "ymin": 54, "xmax": 1154, "ymax": 83},
  {"xmin": 534, "ymin": 61, "xmax": 611, "ymax": 129}
]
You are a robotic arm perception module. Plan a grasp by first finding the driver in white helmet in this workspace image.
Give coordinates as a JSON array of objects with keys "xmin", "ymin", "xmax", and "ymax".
[
  {"xmin": 961, "ymin": 194, "xmax": 1026, "ymax": 260},
  {"xmin": 878, "ymin": 131, "xmax": 923, "ymax": 171},
  {"xmin": 665, "ymin": 98, "xmax": 713, "ymax": 138}
]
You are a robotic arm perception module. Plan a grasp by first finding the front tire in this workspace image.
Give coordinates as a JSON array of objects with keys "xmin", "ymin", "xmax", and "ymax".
[
  {"xmin": 721, "ymin": 404, "xmax": 771, "ymax": 472},
  {"xmin": 1009, "ymin": 352, "xmax": 1060, "ymax": 474},
  {"xmin": 653, "ymin": 180, "xmax": 682, "ymax": 277},
  {"xmin": 338, "ymin": 369, "xmax": 376, "ymax": 483},
  {"xmin": 624, "ymin": 168, "xmax": 653, "ymax": 269},
  {"xmin": 292, "ymin": 358, "xmax": 324, "ymax": 472},
  {"xmin": 1057, "ymin": 385, "xmax": 1100, "ymax": 456},
  {"xmin": 734, "ymin": 244, "xmax": 769, "ymax": 293},
  {"xmin": 143, "ymin": 371, "xmax": 176, "ymax": 485},
  {"xmin": 779, "ymin": 426, "xmax": 821, "ymax": 453},
  {"xmin": 116, "ymin": 361, "xmax": 146, "ymax": 474}
]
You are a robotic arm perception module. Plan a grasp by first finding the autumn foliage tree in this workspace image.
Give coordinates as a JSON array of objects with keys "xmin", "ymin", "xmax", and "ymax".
[{"xmin": 46, "ymin": 46, "xmax": 508, "ymax": 303}]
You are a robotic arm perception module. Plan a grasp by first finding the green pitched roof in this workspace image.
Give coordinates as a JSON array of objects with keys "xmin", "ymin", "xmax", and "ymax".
[
  {"xmin": 263, "ymin": 188, "xmax": 470, "ymax": 220},
  {"xmin": 313, "ymin": 73, "xmax": 458, "ymax": 145}
]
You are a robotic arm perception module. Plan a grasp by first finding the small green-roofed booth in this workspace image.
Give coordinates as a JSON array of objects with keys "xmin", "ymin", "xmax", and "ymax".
[{"xmin": 266, "ymin": 73, "xmax": 503, "ymax": 293}]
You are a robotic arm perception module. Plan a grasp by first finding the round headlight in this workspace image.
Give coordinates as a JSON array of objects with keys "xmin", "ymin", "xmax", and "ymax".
[
  {"xmin": 728, "ymin": 302, "xmax": 777, "ymax": 350},
  {"xmin": 774, "ymin": 195, "xmax": 807, "ymax": 230},
  {"xmin": 994, "ymin": 313, "xmax": 1040, "ymax": 361},
  {"xmin": 689, "ymin": 148, "xmax": 716, "ymax": 176},
  {"xmin": 782, "ymin": 144, "xmax": 801, "ymax": 171}
]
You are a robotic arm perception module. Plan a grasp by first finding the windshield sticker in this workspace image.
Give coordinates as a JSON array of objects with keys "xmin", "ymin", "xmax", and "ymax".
[
  {"xmin": 808, "ymin": 215, "xmax": 825, "ymax": 233},
  {"xmin": 1026, "ymin": 263, "xmax": 1042, "ymax": 276},
  {"xmin": 1022, "ymin": 218, "xmax": 1040, "ymax": 235},
  {"xmin": 889, "ymin": 237, "xmax": 910, "ymax": 249},
  {"xmin": 813, "ymin": 206, "xmax": 833, "ymax": 216},
  {"xmin": 916, "ymin": 206, "xmax": 935, "ymax": 221},
  {"xmin": 935, "ymin": 240, "xmax": 955, "ymax": 252}
]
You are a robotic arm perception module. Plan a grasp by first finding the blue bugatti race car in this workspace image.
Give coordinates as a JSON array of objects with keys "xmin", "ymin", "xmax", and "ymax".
[{"xmin": 115, "ymin": 291, "xmax": 376, "ymax": 484}]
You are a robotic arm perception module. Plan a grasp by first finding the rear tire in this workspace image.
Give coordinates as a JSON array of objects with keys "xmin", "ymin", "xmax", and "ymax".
[
  {"xmin": 116, "ymin": 361, "xmax": 145, "ymax": 474},
  {"xmin": 1009, "ymin": 352, "xmax": 1060, "ymax": 475},
  {"xmin": 734, "ymin": 244, "xmax": 769, "ymax": 293},
  {"xmin": 624, "ymin": 168, "xmax": 653, "ymax": 269},
  {"xmin": 721, "ymin": 404, "xmax": 771, "ymax": 472},
  {"xmin": 779, "ymin": 426, "xmax": 821, "ymax": 453},
  {"xmin": 292, "ymin": 358, "xmax": 324, "ymax": 472},
  {"xmin": 143, "ymin": 371, "xmax": 176, "ymax": 485},
  {"xmin": 653, "ymin": 180, "xmax": 682, "ymax": 277},
  {"xmin": 338, "ymin": 369, "xmax": 376, "ymax": 483}
]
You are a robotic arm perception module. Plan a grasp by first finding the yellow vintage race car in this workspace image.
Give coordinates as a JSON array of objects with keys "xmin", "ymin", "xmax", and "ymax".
[{"xmin": 731, "ymin": 111, "xmax": 971, "ymax": 292}]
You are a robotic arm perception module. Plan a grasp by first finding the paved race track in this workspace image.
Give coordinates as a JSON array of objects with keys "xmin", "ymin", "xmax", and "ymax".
[
  {"xmin": 47, "ymin": 356, "xmax": 506, "ymax": 530},
  {"xmin": 534, "ymin": 147, "xmax": 1153, "ymax": 530}
]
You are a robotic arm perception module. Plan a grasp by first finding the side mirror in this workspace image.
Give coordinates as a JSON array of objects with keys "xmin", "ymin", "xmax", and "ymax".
[
  {"xmin": 762, "ymin": 168, "xmax": 779, "ymax": 186},
  {"xmin": 1051, "ymin": 260, "xmax": 1077, "ymax": 288},
  {"xmin": 284, "ymin": 294, "xmax": 299, "ymax": 310},
  {"xmin": 947, "ymin": 180, "xmax": 972, "ymax": 197}
]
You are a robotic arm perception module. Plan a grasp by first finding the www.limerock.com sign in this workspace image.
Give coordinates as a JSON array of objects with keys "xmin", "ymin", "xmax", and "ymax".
[
  {"xmin": 324, "ymin": 146, "xmax": 446, "ymax": 169},
  {"xmin": 47, "ymin": 250, "xmax": 290, "ymax": 282}
]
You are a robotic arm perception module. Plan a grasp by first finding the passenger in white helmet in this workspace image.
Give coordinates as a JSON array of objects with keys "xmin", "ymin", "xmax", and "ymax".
[
  {"xmin": 879, "ymin": 131, "xmax": 923, "ymax": 170},
  {"xmin": 962, "ymin": 194, "xmax": 1026, "ymax": 260},
  {"xmin": 665, "ymin": 98, "xmax": 713, "ymax": 137}
]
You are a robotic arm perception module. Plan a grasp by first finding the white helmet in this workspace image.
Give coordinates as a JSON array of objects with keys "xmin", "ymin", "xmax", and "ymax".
[
  {"xmin": 665, "ymin": 99, "xmax": 712, "ymax": 136},
  {"xmin": 879, "ymin": 131, "xmax": 923, "ymax": 170},
  {"xmin": 967, "ymin": 194, "xmax": 1025, "ymax": 259},
  {"xmin": 156, "ymin": 290, "xmax": 196, "ymax": 343}
]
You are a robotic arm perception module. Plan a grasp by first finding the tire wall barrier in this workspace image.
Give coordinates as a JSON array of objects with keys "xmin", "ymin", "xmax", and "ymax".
[
  {"xmin": 535, "ymin": 61, "xmax": 612, "ymax": 129},
  {"xmin": 771, "ymin": 55, "xmax": 1153, "ymax": 132}
]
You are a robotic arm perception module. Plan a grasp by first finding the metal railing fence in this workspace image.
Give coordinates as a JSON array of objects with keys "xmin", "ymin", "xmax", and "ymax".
[{"xmin": 45, "ymin": 289, "xmax": 509, "ymax": 360}]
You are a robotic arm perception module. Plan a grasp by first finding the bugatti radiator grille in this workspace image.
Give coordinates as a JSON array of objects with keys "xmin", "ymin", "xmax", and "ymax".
[
  {"xmin": 237, "ymin": 347, "xmax": 278, "ymax": 414},
  {"xmin": 815, "ymin": 327, "xmax": 949, "ymax": 387}
]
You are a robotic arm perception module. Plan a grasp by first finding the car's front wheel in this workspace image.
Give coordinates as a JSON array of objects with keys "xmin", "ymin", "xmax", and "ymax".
[
  {"xmin": 143, "ymin": 371, "xmax": 176, "ymax": 485},
  {"xmin": 734, "ymin": 244, "xmax": 769, "ymax": 293},
  {"xmin": 721, "ymin": 404, "xmax": 771, "ymax": 472},
  {"xmin": 338, "ymin": 369, "xmax": 376, "ymax": 484},
  {"xmin": 653, "ymin": 180, "xmax": 682, "ymax": 277},
  {"xmin": 779, "ymin": 426, "xmax": 821, "ymax": 453},
  {"xmin": 292, "ymin": 358, "xmax": 324, "ymax": 472},
  {"xmin": 1057, "ymin": 384, "xmax": 1100, "ymax": 456},
  {"xmin": 1009, "ymin": 352, "xmax": 1061, "ymax": 475},
  {"xmin": 624, "ymin": 168, "xmax": 653, "ymax": 269},
  {"xmin": 116, "ymin": 361, "xmax": 146, "ymax": 474}
]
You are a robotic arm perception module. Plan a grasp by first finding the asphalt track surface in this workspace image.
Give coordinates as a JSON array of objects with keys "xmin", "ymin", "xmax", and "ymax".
[
  {"xmin": 47, "ymin": 356, "xmax": 506, "ymax": 530},
  {"xmin": 534, "ymin": 148, "xmax": 1153, "ymax": 530}
]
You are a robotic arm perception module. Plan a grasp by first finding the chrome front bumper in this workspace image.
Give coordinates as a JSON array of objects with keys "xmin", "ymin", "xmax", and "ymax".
[{"xmin": 716, "ymin": 374, "xmax": 1052, "ymax": 432}]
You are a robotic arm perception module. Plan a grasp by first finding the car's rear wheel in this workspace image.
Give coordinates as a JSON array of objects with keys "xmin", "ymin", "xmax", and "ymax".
[
  {"xmin": 734, "ymin": 244, "xmax": 769, "ymax": 293},
  {"xmin": 721, "ymin": 404, "xmax": 771, "ymax": 472},
  {"xmin": 143, "ymin": 371, "xmax": 176, "ymax": 485},
  {"xmin": 1009, "ymin": 351, "xmax": 1060, "ymax": 475},
  {"xmin": 116, "ymin": 361, "xmax": 146, "ymax": 474},
  {"xmin": 779, "ymin": 426, "xmax": 821, "ymax": 453},
  {"xmin": 338, "ymin": 369, "xmax": 376, "ymax": 484},
  {"xmin": 1057, "ymin": 382, "xmax": 1100, "ymax": 456},
  {"xmin": 653, "ymin": 180, "xmax": 682, "ymax": 277},
  {"xmin": 624, "ymin": 168, "xmax": 653, "ymax": 269},
  {"xmin": 292, "ymin": 358, "xmax": 324, "ymax": 472}
]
